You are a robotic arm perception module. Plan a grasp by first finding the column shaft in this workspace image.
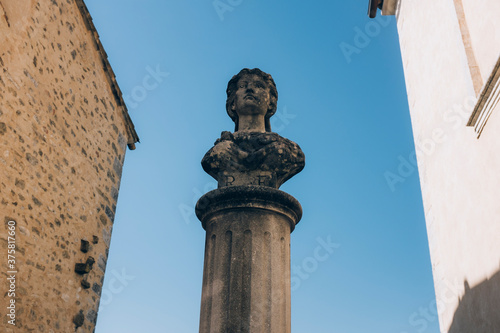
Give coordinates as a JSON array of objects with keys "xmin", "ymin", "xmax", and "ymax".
[{"xmin": 196, "ymin": 186, "xmax": 301, "ymax": 333}]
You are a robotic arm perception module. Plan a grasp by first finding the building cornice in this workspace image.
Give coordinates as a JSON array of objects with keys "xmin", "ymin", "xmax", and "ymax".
[{"xmin": 467, "ymin": 54, "xmax": 500, "ymax": 138}]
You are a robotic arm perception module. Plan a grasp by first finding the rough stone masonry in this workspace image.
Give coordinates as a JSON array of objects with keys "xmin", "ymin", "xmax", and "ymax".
[
  {"xmin": 0, "ymin": 0, "xmax": 138, "ymax": 332},
  {"xmin": 196, "ymin": 68, "xmax": 305, "ymax": 332}
]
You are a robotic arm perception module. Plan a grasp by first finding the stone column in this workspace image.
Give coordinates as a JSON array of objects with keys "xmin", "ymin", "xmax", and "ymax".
[
  {"xmin": 196, "ymin": 68, "xmax": 305, "ymax": 333},
  {"xmin": 196, "ymin": 186, "xmax": 301, "ymax": 333}
]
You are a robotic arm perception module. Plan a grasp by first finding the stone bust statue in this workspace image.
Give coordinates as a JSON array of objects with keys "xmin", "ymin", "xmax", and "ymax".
[{"xmin": 202, "ymin": 68, "xmax": 305, "ymax": 189}]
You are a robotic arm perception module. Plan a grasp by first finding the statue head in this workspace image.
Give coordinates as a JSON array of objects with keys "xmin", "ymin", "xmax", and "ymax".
[{"xmin": 226, "ymin": 68, "xmax": 278, "ymax": 132}]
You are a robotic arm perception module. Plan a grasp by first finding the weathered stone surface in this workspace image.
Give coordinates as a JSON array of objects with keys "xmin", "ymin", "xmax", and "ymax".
[
  {"xmin": 196, "ymin": 186, "xmax": 301, "ymax": 333},
  {"xmin": 81, "ymin": 279, "xmax": 91, "ymax": 289},
  {"xmin": 196, "ymin": 185, "xmax": 302, "ymax": 231},
  {"xmin": 75, "ymin": 257, "xmax": 95, "ymax": 275},
  {"xmin": 0, "ymin": 1, "xmax": 137, "ymax": 332},
  {"xmin": 73, "ymin": 310, "xmax": 85, "ymax": 328},
  {"xmin": 202, "ymin": 131, "xmax": 304, "ymax": 188},
  {"xmin": 225, "ymin": 68, "xmax": 278, "ymax": 133},
  {"xmin": 80, "ymin": 239, "xmax": 90, "ymax": 253},
  {"xmin": 202, "ymin": 68, "xmax": 304, "ymax": 189},
  {"xmin": 197, "ymin": 69, "xmax": 304, "ymax": 333}
]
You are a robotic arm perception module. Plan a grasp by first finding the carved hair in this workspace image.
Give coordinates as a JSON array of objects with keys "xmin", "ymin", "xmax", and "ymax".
[{"xmin": 226, "ymin": 68, "xmax": 278, "ymax": 132}]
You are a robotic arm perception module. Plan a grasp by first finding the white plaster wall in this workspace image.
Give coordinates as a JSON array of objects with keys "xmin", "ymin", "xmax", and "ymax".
[
  {"xmin": 396, "ymin": 0, "xmax": 500, "ymax": 331},
  {"xmin": 461, "ymin": 0, "xmax": 500, "ymax": 82}
]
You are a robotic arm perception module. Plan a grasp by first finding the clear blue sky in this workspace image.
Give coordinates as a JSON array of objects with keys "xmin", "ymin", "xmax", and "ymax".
[{"xmin": 85, "ymin": 1, "xmax": 440, "ymax": 332}]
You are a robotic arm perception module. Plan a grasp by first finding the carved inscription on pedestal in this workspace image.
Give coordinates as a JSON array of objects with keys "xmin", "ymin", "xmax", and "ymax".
[{"xmin": 221, "ymin": 171, "xmax": 275, "ymax": 187}]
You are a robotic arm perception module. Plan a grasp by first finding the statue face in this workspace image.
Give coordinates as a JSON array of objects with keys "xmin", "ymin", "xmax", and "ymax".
[{"xmin": 231, "ymin": 74, "xmax": 271, "ymax": 117}]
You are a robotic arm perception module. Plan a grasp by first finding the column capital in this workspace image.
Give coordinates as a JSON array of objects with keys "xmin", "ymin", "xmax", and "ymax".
[{"xmin": 196, "ymin": 185, "xmax": 302, "ymax": 232}]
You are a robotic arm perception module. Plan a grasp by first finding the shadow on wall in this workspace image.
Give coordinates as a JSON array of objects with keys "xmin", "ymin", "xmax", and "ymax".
[{"xmin": 448, "ymin": 267, "xmax": 500, "ymax": 332}]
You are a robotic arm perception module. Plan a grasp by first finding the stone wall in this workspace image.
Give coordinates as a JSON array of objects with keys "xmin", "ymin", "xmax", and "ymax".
[
  {"xmin": 0, "ymin": 0, "xmax": 138, "ymax": 332},
  {"xmin": 396, "ymin": 0, "xmax": 500, "ymax": 331}
]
